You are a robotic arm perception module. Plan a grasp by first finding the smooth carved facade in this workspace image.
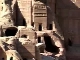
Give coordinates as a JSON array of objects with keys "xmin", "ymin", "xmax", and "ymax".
[{"xmin": 0, "ymin": 0, "xmax": 80, "ymax": 60}]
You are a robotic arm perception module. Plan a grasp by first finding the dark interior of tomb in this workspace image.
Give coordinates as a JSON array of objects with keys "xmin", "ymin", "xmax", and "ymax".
[
  {"xmin": 32, "ymin": 22, "xmax": 34, "ymax": 27},
  {"xmin": 21, "ymin": 35, "xmax": 27, "ymax": 38},
  {"xmin": 39, "ymin": 24, "xmax": 42, "ymax": 31},
  {"xmin": 48, "ymin": 24, "xmax": 53, "ymax": 30},
  {"xmin": 23, "ymin": 58, "xmax": 27, "ymax": 60},
  {"xmin": 2, "ymin": 58, "xmax": 4, "ymax": 60},
  {"xmin": 68, "ymin": 38, "xmax": 73, "ymax": 46},
  {"xmin": 23, "ymin": 18, "xmax": 26, "ymax": 26},
  {"xmin": 38, "ymin": 37, "xmax": 41, "ymax": 43},
  {"xmin": 5, "ymin": 27, "xmax": 18, "ymax": 36},
  {"xmin": 44, "ymin": 36, "xmax": 59, "ymax": 53}
]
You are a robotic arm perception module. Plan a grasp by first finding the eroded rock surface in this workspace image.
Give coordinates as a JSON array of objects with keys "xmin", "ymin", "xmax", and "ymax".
[
  {"xmin": 0, "ymin": 37, "xmax": 23, "ymax": 60},
  {"xmin": 0, "ymin": 0, "xmax": 14, "ymax": 26}
]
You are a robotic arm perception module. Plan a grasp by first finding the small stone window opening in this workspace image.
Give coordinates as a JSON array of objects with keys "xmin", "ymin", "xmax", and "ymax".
[
  {"xmin": 23, "ymin": 58, "xmax": 27, "ymax": 60},
  {"xmin": 44, "ymin": 36, "xmax": 59, "ymax": 53},
  {"xmin": 32, "ymin": 22, "xmax": 34, "ymax": 27},
  {"xmin": 68, "ymin": 38, "xmax": 72, "ymax": 46},
  {"xmin": 39, "ymin": 23, "xmax": 42, "ymax": 31},
  {"xmin": 5, "ymin": 27, "xmax": 18, "ymax": 36},
  {"xmin": 21, "ymin": 35, "xmax": 27, "ymax": 38},
  {"xmin": 49, "ymin": 24, "xmax": 53, "ymax": 30},
  {"xmin": 38, "ymin": 37, "xmax": 41, "ymax": 43},
  {"xmin": 23, "ymin": 18, "xmax": 26, "ymax": 26},
  {"xmin": 1, "ymin": 4, "xmax": 3, "ymax": 11}
]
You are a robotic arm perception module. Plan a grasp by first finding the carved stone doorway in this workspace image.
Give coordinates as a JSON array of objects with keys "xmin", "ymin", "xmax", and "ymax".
[{"xmin": 44, "ymin": 36, "xmax": 59, "ymax": 53}]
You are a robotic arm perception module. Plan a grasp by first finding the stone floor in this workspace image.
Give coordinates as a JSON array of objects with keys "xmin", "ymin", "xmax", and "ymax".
[
  {"xmin": 66, "ymin": 45, "xmax": 80, "ymax": 60},
  {"xmin": 41, "ymin": 55, "xmax": 55, "ymax": 60}
]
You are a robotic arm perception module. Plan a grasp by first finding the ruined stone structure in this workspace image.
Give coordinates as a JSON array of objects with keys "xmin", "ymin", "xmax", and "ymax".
[{"xmin": 0, "ymin": 0, "xmax": 80, "ymax": 60}]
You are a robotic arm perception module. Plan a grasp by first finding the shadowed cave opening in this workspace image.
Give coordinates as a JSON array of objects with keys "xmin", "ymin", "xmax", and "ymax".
[
  {"xmin": 21, "ymin": 35, "xmax": 27, "ymax": 38},
  {"xmin": 10, "ymin": 57, "xmax": 13, "ymax": 60},
  {"xmin": 39, "ymin": 24, "xmax": 42, "ymax": 31},
  {"xmin": 48, "ymin": 24, "xmax": 53, "ymax": 30},
  {"xmin": 68, "ymin": 38, "xmax": 73, "ymax": 46},
  {"xmin": 2, "ymin": 58, "xmax": 4, "ymax": 60},
  {"xmin": 5, "ymin": 27, "xmax": 18, "ymax": 36},
  {"xmin": 23, "ymin": 58, "xmax": 27, "ymax": 60},
  {"xmin": 38, "ymin": 37, "xmax": 41, "ymax": 43},
  {"xmin": 23, "ymin": 18, "xmax": 26, "ymax": 26},
  {"xmin": 44, "ymin": 36, "xmax": 59, "ymax": 53}
]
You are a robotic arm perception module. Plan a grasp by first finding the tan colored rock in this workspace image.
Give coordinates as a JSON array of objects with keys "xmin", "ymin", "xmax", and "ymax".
[
  {"xmin": 6, "ymin": 50, "xmax": 23, "ymax": 60},
  {"xmin": 0, "ymin": 0, "xmax": 14, "ymax": 26},
  {"xmin": 0, "ymin": 37, "xmax": 23, "ymax": 60}
]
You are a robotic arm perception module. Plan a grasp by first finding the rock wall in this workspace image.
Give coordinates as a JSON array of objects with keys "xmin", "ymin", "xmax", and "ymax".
[{"xmin": 56, "ymin": 0, "xmax": 80, "ymax": 46}]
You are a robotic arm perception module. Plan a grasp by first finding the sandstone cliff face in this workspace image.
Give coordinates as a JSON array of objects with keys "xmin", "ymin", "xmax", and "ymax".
[
  {"xmin": 0, "ymin": 0, "xmax": 14, "ymax": 26},
  {"xmin": 0, "ymin": 0, "xmax": 66, "ymax": 60}
]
